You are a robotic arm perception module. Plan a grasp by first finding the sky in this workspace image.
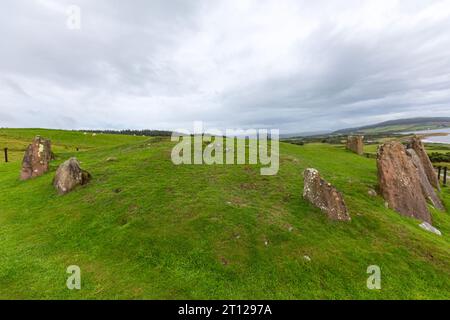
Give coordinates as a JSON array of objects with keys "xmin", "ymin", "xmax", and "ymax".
[{"xmin": 1, "ymin": 0, "xmax": 450, "ymax": 133}]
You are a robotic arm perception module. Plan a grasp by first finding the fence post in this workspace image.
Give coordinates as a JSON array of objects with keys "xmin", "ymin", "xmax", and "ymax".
[
  {"xmin": 4, "ymin": 148, "xmax": 7, "ymax": 163},
  {"xmin": 437, "ymin": 166, "xmax": 442, "ymax": 181},
  {"xmin": 444, "ymin": 167, "xmax": 448, "ymax": 186}
]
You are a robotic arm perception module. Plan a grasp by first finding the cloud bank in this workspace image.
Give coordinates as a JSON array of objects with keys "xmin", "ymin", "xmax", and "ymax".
[{"xmin": 1, "ymin": 0, "xmax": 450, "ymax": 133}]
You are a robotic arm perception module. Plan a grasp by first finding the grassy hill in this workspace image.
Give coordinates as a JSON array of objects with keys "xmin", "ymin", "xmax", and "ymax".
[{"xmin": 0, "ymin": 129, "xmax": 449, "ymax": 299}]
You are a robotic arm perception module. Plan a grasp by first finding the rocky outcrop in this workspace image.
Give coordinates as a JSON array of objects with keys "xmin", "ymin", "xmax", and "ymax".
[
  {"xmin": 20, "ymin": 136, "xmax": 52, "ymax": 180},
  {"xmin": 377, "ymin": 142, "xmax": 432, "ymax": 223},
  {"xmin": 53, "ymin": 158, "xmax": 91, "ymax": 195},
  {"xmin": 407, "ymin": 136, "xmax": 440, "ymax": 190},
  {"xmin": 303, "ymin": 168, "xmax": 350, "ymax": 221},
  {"xmin": 346, "ymin": 136, "xmax": 364, "ymax": 155},
  {"xmin": 407, "ymin": 148, "xmax": 444, "ymax": 211}
]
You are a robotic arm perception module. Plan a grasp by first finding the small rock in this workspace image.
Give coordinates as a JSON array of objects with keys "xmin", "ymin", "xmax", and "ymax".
[
  {"xmin": 220, "ymin": 256, "xmax": 229, "ymax": 266},
  {"xmin": 106, "ymin": 157, "xmax": 117, "ymax": 162},
  {"xmin": 53, "ymin": 158, "xmax": 91, "ymax": 195},
  {"xmin": 303, "ymin": 255, "xmax": 311, "ymax": 262},
  {"xmin": 368, "ymin": 189, "xmax": 377, "ymax": 197},
  {"xmin": 419, "ymin": 222, "xmax": 442, "ymax": 236}
]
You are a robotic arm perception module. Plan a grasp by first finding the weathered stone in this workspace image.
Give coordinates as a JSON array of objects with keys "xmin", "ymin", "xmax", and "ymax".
[
  {"xmin": 419, "ymin": 222, "xmax": 442, "ymax": 236},
  {"xmin": 407, "ymin": 136, "xmax": 440, "ymax": 190},
  {"xmin": 53, "ymin": 158, "xmax": 91, "ymax": 195},
  {"xmin": 303, "ymin": 168, "xmax": 351, "ymax": 221},
  {"xmin": 377, "ymin": 142, "xmax": 432, "ymax": 223},
  {"xmin": 20, "ymin": 136, "xmax": 52, "ymax": 180},
  {"xmin": 368, "ymin": 188, "xmax": 377, "ymax": 197},
  {"xmin": 346, "ymin": 136, "xmax": 364, "ymax": 155},
  {"xmin": 407, "ymin": 148, "xmax": 445, "ymax": 211}
]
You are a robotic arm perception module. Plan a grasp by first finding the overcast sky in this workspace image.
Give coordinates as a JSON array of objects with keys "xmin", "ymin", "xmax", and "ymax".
[{"xmin": 1, "ymin": 0, "xmax": 450, "ymax": 133}]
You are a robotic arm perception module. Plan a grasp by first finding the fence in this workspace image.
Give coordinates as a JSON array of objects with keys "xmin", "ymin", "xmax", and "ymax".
[{"xmin": 435, "ymin": 166, "xmax": 448, "ymax": 187}]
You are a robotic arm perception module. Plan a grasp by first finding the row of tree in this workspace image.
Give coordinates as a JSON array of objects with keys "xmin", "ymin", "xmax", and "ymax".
[{"xmin": 80, "ymin": 129, "xmax": 173, "ymax": 137}]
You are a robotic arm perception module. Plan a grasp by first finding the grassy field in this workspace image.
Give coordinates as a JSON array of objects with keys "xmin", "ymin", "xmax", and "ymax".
[{"xmin": 0, "ymin": 129, "xmax": 449, "ymax": 299}]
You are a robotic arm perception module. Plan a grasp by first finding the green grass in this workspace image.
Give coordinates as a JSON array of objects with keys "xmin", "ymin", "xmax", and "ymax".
[{"xmin": 0, "ymin": 129, "xmax": 449, "ymax": 299}]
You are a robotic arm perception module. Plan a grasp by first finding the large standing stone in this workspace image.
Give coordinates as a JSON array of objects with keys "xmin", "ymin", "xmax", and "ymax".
[
  {"xmin": 407, "ymin": 136, "xmax": 440, "ymax": 190},
  {"xmin": 20, "ymin": 136, "xmax": 52, "ymax": 180},
  {"xmin": 407, "ymin": 148, "xmax": 444, "ymax": 211},
  {"xmin": 53, "ymin": 158, "xmax": 91, "ymax": 195},
  {"xmin": 346, "ymin": 136, "xmax": 364, "ymax": 155},
  {"xmin": 303, "ymin": 168, "xmax": 351, "ymax": 221},
  {"xmin": 377, "ymin": 142, "xmax": 432, "ymax": 223}
]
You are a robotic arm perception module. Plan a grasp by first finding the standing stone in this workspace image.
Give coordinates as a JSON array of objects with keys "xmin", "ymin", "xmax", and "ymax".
[
  {"xmin": 303, "ymin": 168, "xmax": 351, "ymax": 221},
  {"xmin": 407, "ymin": 148, "xmax": 444, "ymax": 211},
  {"xmin": 53, "ymin": 158, "xmax": 91, "ymax": 194},
  {"xmin": 346, "ymin": 136, "xmax": 364, "ymax": 155},
  {"xmin": 20, "ymin": 136, "xmax": 52, "ymax": 180},
  {"xmin": 407, "ymin": 136, "xmax": 440, "ymax": 190},
  {"xmin": 377, "ymin": 142, "xmax": 432, "ymax": 223}
]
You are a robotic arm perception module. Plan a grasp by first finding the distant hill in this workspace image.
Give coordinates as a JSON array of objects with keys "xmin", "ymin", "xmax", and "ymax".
[{"xmin": 333, "ymin": 117, "xmax": 450, "ymax": 135}]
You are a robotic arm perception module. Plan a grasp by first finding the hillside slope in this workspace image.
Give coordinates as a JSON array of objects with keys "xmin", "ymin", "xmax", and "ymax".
[{"xmin": 0, "ymin": 129, "xmax": 449, "ymax": 299}]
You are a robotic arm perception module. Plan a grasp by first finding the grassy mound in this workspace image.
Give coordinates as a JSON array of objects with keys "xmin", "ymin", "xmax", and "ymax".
[{"xmin": 0, "ymin": 129, "xmax": 449, "ymax": 299}]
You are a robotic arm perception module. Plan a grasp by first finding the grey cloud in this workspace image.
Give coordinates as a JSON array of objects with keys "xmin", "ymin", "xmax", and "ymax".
[{"xmin": 1, "ymin": 0, "xmax": 450, "ymax": 132}]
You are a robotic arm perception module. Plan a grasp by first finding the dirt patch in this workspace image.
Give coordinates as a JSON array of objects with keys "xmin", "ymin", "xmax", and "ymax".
[{"xmin": 239, "ymin": 182, "xmax": 257, "ymax": 190}]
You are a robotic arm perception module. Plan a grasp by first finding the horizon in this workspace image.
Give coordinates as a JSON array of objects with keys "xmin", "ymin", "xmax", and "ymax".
[{"xmin": 2, "ymin": 115, "xmax": 450, "ymax": 135}]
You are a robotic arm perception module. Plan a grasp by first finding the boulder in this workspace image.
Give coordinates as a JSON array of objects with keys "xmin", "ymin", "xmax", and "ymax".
[
  {"xmin": 303, "ymin": 168, "xmax": 351, "ymax": 221},
  {"xmin": 407, "ymin": 148, "xmax": 445, "ymax": 211},
  {"xmin": 20, "ymin": 136, "xmax": 52, "ymax": 180},
  {"xmin": 53, "ymin": 158, "xmax": 91, "ymax": 194},
  {"xmin": 377, "ymin": 142, "xmax": 432, "ymax": 223},
  {"xmin": 346, "ymin": 136, "xmax": 364, "ymax": 155},
  {"xmin": 407, "ymin": 136, "xmax": 440, "ymax": 190}
]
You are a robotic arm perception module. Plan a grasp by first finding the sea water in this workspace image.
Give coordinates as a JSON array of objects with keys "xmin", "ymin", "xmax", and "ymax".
[{"xmin": 405, "ymin": 128, "xmax": 450, "ymax": 144}]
